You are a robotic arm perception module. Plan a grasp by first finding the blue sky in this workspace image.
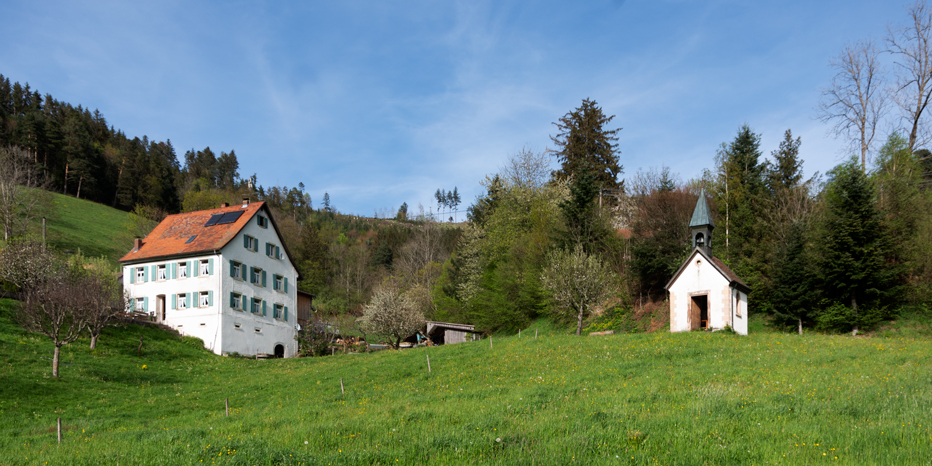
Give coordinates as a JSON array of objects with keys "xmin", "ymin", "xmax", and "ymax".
[{"xmin": 0, "ymin": 0, "xmax": 906, "ymax": 216}]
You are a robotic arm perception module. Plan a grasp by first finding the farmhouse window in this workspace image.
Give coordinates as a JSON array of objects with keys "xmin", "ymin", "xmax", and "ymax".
[
  {"xmin": 156, "ymin": 265, "xmax": 166, "ymax": 281},
  {"xmin": 178, "ymin": 262, "xmax": 187, "ymax": 278},
  {"xmin": 251, "ymin": 298, "xmax": 262, "ymax": 314},
  {"xmin": 136, "ymin": 267, "xmax": 145, "ymax": 282},
  {"xmin": 230, "ymin": 261, "xmax": 242, "ymax": 280},
  {"xmin": 199, "ymin": 291, "xmax": 212, "ymax": 307},
  {"xmin": 250, "ymin": 267, "xmax": 266, "ymax": 287},
  {"xmin": 230, "ymin": 292, "xmax": 242, "ymax": 310},
  {"xmin": 273, "ymin": 304, "xmax": 283, "ymax": 319},
  {"xmin": 273, "ymin": 274, "xmax": 283, "ymax": 291},
  {"xmin": 257, "ymin": 215, "xmax": 268, "ymax": 228},
  {"xmin": 244, "ymin": 235, "xmax": 258, "ymax": 252},
  {"xmin": 177, "ymin": 293, "xmax": 188, "ymax": 310},
  {"xmin": 199, "ymin": 259, "xmax": 211, "ymax": 276},
  {"xmin": 266, "ymin": 242, "xmax": 281, "ymax": 259},
  {"xmin": 135, "ymin": 297, "xmax": 145, "ymax": 311}
]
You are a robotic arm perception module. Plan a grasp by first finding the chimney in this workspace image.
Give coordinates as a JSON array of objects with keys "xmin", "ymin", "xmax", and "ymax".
[
  {"xmin": 133, "ymin": 237, "xmax": 142, "ymax": 252},
  {"xmin": 220, "ymin": 202, "xmax": 228, "ymax": 208},
  {"xmin": 242, "ymin": 195, "xmax": 250, "ymax": 208}
]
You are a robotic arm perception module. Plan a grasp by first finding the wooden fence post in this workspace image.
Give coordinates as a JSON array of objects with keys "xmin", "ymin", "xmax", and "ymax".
[
  {"xmin": 57, "ymin": 417, "xmax": 62, "ymax": 444},
  {"xmin": 489, "ymin": 336, "xmax": 493, "ymax": 349},
  {"xmin": 535, "ymin": 329, "xmax": 538, "ymax": 338},
  {"xmin": 340, "ymin": 378, "xmax": 345, "ymax": 395},
  {"xmin": 225, "ymin": 398, "xmax": 229, "ymax": 417},
  {"xmin": 427, "ymin": 355, "xmax": 431, "ymax": 373}
]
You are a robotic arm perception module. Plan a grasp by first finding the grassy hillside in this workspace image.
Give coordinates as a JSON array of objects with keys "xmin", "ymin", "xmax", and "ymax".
[
  {"xmin": 42, "ymin": 191, "xmax": 134, "ymax": 265},
  {"xmin": 1, "ymin": 298, "xmax": 931, "ymax": 465}
]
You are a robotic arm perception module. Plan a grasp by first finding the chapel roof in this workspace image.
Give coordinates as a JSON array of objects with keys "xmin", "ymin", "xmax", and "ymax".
[{"xmin": 689, "ymin": 189, "xmax": 715, "ymax": 228}]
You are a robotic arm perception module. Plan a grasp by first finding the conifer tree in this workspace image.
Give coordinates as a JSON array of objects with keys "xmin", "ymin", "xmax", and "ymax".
[
  {"xmin": 817, "ymin": 158, "xmax": 896, "ymax": 334},
  {"xmin": 550, "ymin": 98, "xmax": 623, "ymax": 190}
]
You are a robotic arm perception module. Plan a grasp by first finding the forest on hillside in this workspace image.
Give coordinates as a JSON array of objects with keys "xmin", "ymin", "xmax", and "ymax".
[{"xmin": 4, "ymin": 3, "xmax": 932, "ymax": 336}]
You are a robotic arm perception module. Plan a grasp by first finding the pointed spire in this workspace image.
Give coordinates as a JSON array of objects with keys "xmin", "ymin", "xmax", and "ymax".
[{"xmin": 690, "ymin": 189, "xmax": 715, "ymax": 228}]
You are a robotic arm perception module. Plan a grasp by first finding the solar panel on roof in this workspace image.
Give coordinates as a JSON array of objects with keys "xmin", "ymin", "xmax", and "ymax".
[
  {"xmin": 204, "ymin": 214, "xmax": 224, "ymax": 226},
  {"xmin": 217, "ymin": 211, "xmax": 245, "ymax": 225},
  {"xmin": 185, "ymin": 235, "xmax": 197, "ymax": 244}
]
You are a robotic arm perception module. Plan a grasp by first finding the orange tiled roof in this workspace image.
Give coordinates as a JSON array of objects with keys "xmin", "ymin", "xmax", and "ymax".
[{"xmin": 119, "ymin": 202, "xmax": 265, "ymax": 263}]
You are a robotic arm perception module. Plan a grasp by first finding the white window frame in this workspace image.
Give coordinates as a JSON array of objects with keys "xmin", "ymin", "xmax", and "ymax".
[
  {"xmin": 178, "ymin": 262, "xmax": 187, "ymax": 278},
  {"xmin": 136, "ymin": 267, "xmax": 144, "ymax": 282},
  {"xmin": 231, "ymin": 292, "xmax": 242, "ymax": 311},
  {"xmin": 156, "ymin": 265, "xmax": 166, "ymax": 281},
  {"xmin": 251, "ymin": 298, "xmax": 262, "ymax": 314},
  {"xmin": 135, "ymin": 298, "xmax": 145, "ymax": 311},
  {"xmin": 199, "ymin": 259, "xmax": 209, "ymax": 276},
  {"xmin": 232, "ymin": 261, "xmax": 242, "ymax": 280},
  {"xmin": 199, "ymin": 291, "xmax": 209, "ymax": 308},
  {"xmin": 273, "ymin": 303, "xmax": 283, "ymax": 320},
  {"xmin": 273, "ymin": 274, "xmax": 283, "ymax": 291},
  {"xmin": 177, "ymin": 293, "xmax": 187, "ymax": 310},
  {"xmin": 251, "ymin": 267, "xmax": 263, "ymax": 286},
  {"xmin": 245, "ymin": 235, "xmax": 257, "ymax": 251},
  {"xmin": 257, "ymin": 215, "xmax": 268, "ymax": 228}
]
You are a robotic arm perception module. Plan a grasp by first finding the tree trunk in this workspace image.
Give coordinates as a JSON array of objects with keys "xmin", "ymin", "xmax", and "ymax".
[
  {"xmin": 851, "ymin": 296, "xmax": 859, "ymax": 336},
  {"xmin": 76, "ymin": 176, "xmax": 83, "ymax": 199},
  {"xmin": 63, "ymin": 163, "xmax": 68, "ymax": 195},
  {"xmin": 576, "ymin": 305, "xmax": 584, "ymax": 336},
  {"xmin": 798, "ymin": 318, "xmax": 803, "ymax": 335},
  {"xmin": 52, "ymin": 345, "xmax": 61, "ymax": 377},
  {"xmin": 90, "ymin": 334, "xmax": 98, "ymax": 349}
]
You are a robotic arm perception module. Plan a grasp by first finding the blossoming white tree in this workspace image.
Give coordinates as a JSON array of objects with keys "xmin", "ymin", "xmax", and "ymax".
[
  {"xmin": 542, "ymin": 244, "xmax": 613, "ymax": 336},
  {"xmin": 358, "ymin": 286, "xmax": 425, "ymax": 349}
]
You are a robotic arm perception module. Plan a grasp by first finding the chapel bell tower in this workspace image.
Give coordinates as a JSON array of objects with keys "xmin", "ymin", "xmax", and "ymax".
[{"xmin": 690, "ymin": 189, "xmax": 715, "ymax": 256}]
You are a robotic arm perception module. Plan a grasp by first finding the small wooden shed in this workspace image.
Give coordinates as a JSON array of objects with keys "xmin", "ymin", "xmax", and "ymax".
[
  {"xmin": 426, "ymin": 321, "xmax": 480, "ymax": 345},
  {"xmin": 296, "ymin": 290, "xmax": 315, "ymax": 327}
]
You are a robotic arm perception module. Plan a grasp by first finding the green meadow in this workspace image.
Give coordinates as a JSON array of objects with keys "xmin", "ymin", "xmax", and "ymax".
[
  {"xmin": 42, "ymin": 190, "xmax": 135, "ymax": 265},
  {"xmin": 1, "ymin": 299, "xmax": 930, "ymax": 465}
]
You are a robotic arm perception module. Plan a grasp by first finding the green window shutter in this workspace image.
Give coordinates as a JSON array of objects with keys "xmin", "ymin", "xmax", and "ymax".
[
  {"xmin": 208, "ymin": 290, "xmax": 213, "ymax": 306},
  {"xmin": 129, "ymin": 267, "xmax": 135, "ymax": 284},
  {"xmin": 284, "ymin": 306, "xmax": 288, "ymax": 322},
  {"xmin": 229, "ymin": 292, "xmax": 235, "ymax": 307},
  {"xmin": 229, "ymin": 260, "xmax": 235, "ymax": 277},
  {"xmin": 254, "ymin": 241, "xmax": 258, "ymax": 252},
  {"xmin": 171, "ymin": 294, "xmax": 176, "ymax": 310},
  {"xmin": 275, "ymin": 246, "xmax": 280, "ymax": 259},
  {"xmin": 284, "ymin": 277, "xmax": 288, "ymax": 293},
  {"xmin": 262, "ymin": 270, "xmax": 267, "ymax": 287},
  {"xmin": 249, "ymin": 266, "xmax": 255, "ymax": 283},
  {"xmin": 171, "ymin": 262, "xmax": 177, "ymax": 279},
  {"xmin": 209, "ymin": 258, "xmax": 214, "ymax": 275},
  {"xmin": 262, "ymin": 300, "xmax": 267, "ymax": 316},
  {"xmin": 143, "ymin": 266, "xmax": 149, "ymax": 282},
  {"xmin": 144, "ymin": 297, "xmax": 149, "ymax": 313},
  {"xmin": 244, "ymin": 234, "xmax": 249, "ymax": 248},
  {"xmin": 193, "ymin": 261, "xmax": 199, "ymax": 277},
  {"xmin": 265, "ymin": 242, "xmax": 270, "ymax": 255},
  {"xmin": 186, "ymin": 293, "xmax": 191, "ymax": 309}
]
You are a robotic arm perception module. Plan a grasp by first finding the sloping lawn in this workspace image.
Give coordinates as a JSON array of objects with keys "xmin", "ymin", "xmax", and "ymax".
[
  {"xmin": 1, "ymin": 298, "xmax": 930, "ymax": 465},
  {"xmin": 44, "ymin": 191, "xmax": 134, "ymax": 265}
]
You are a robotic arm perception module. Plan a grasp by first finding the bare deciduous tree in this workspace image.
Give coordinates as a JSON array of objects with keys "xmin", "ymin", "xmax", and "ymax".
[
  {"xmin": 819, "ymin": 39, "xmax": 888, "ymax": 169},
  {"xmin": 500, "ymin": 147, "xmax": 552, "ymax": 191},
  {"xmin": 887, "ymin": 1, "xmax": 932, "ymax": 152},
  {"xmin": 19, "ymin": 269, "xmax": 91, "ymax": 377},
  {"xmin": 357, "ymin": 286, "xmax": 425, "ymax": 349},
  {"xmin": 80, "ymin": 265, "xmax": 129, "ymax": 350},
  {"xmin": 0, "ymin": 145, "xmax": 52, "ymax": 241},
  {"xmin": 541, "ymin": 245, "xmax": 613, "ymax": 336}
]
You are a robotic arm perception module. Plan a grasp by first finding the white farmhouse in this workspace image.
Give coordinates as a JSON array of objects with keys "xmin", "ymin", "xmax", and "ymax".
[
  {"xmin": 119, "ymin": 198, "xmax": 300, "ymax": 357},
  {"xmin": 665, "ymin": 190, "xmax": 750, "ymax": 335}
]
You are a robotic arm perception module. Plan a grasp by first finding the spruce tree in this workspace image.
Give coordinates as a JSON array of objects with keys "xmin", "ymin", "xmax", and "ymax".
[
  {"xmin": 817, "ymin": 158, "xmax": 896, "ymax": 334},
  {"xmin": 550, "ymin": 98, "xmax": 623, "ymax": 190},
  {"xmin": 770, "ymin": 221, "xmax": 816, "ymax": 334}
]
